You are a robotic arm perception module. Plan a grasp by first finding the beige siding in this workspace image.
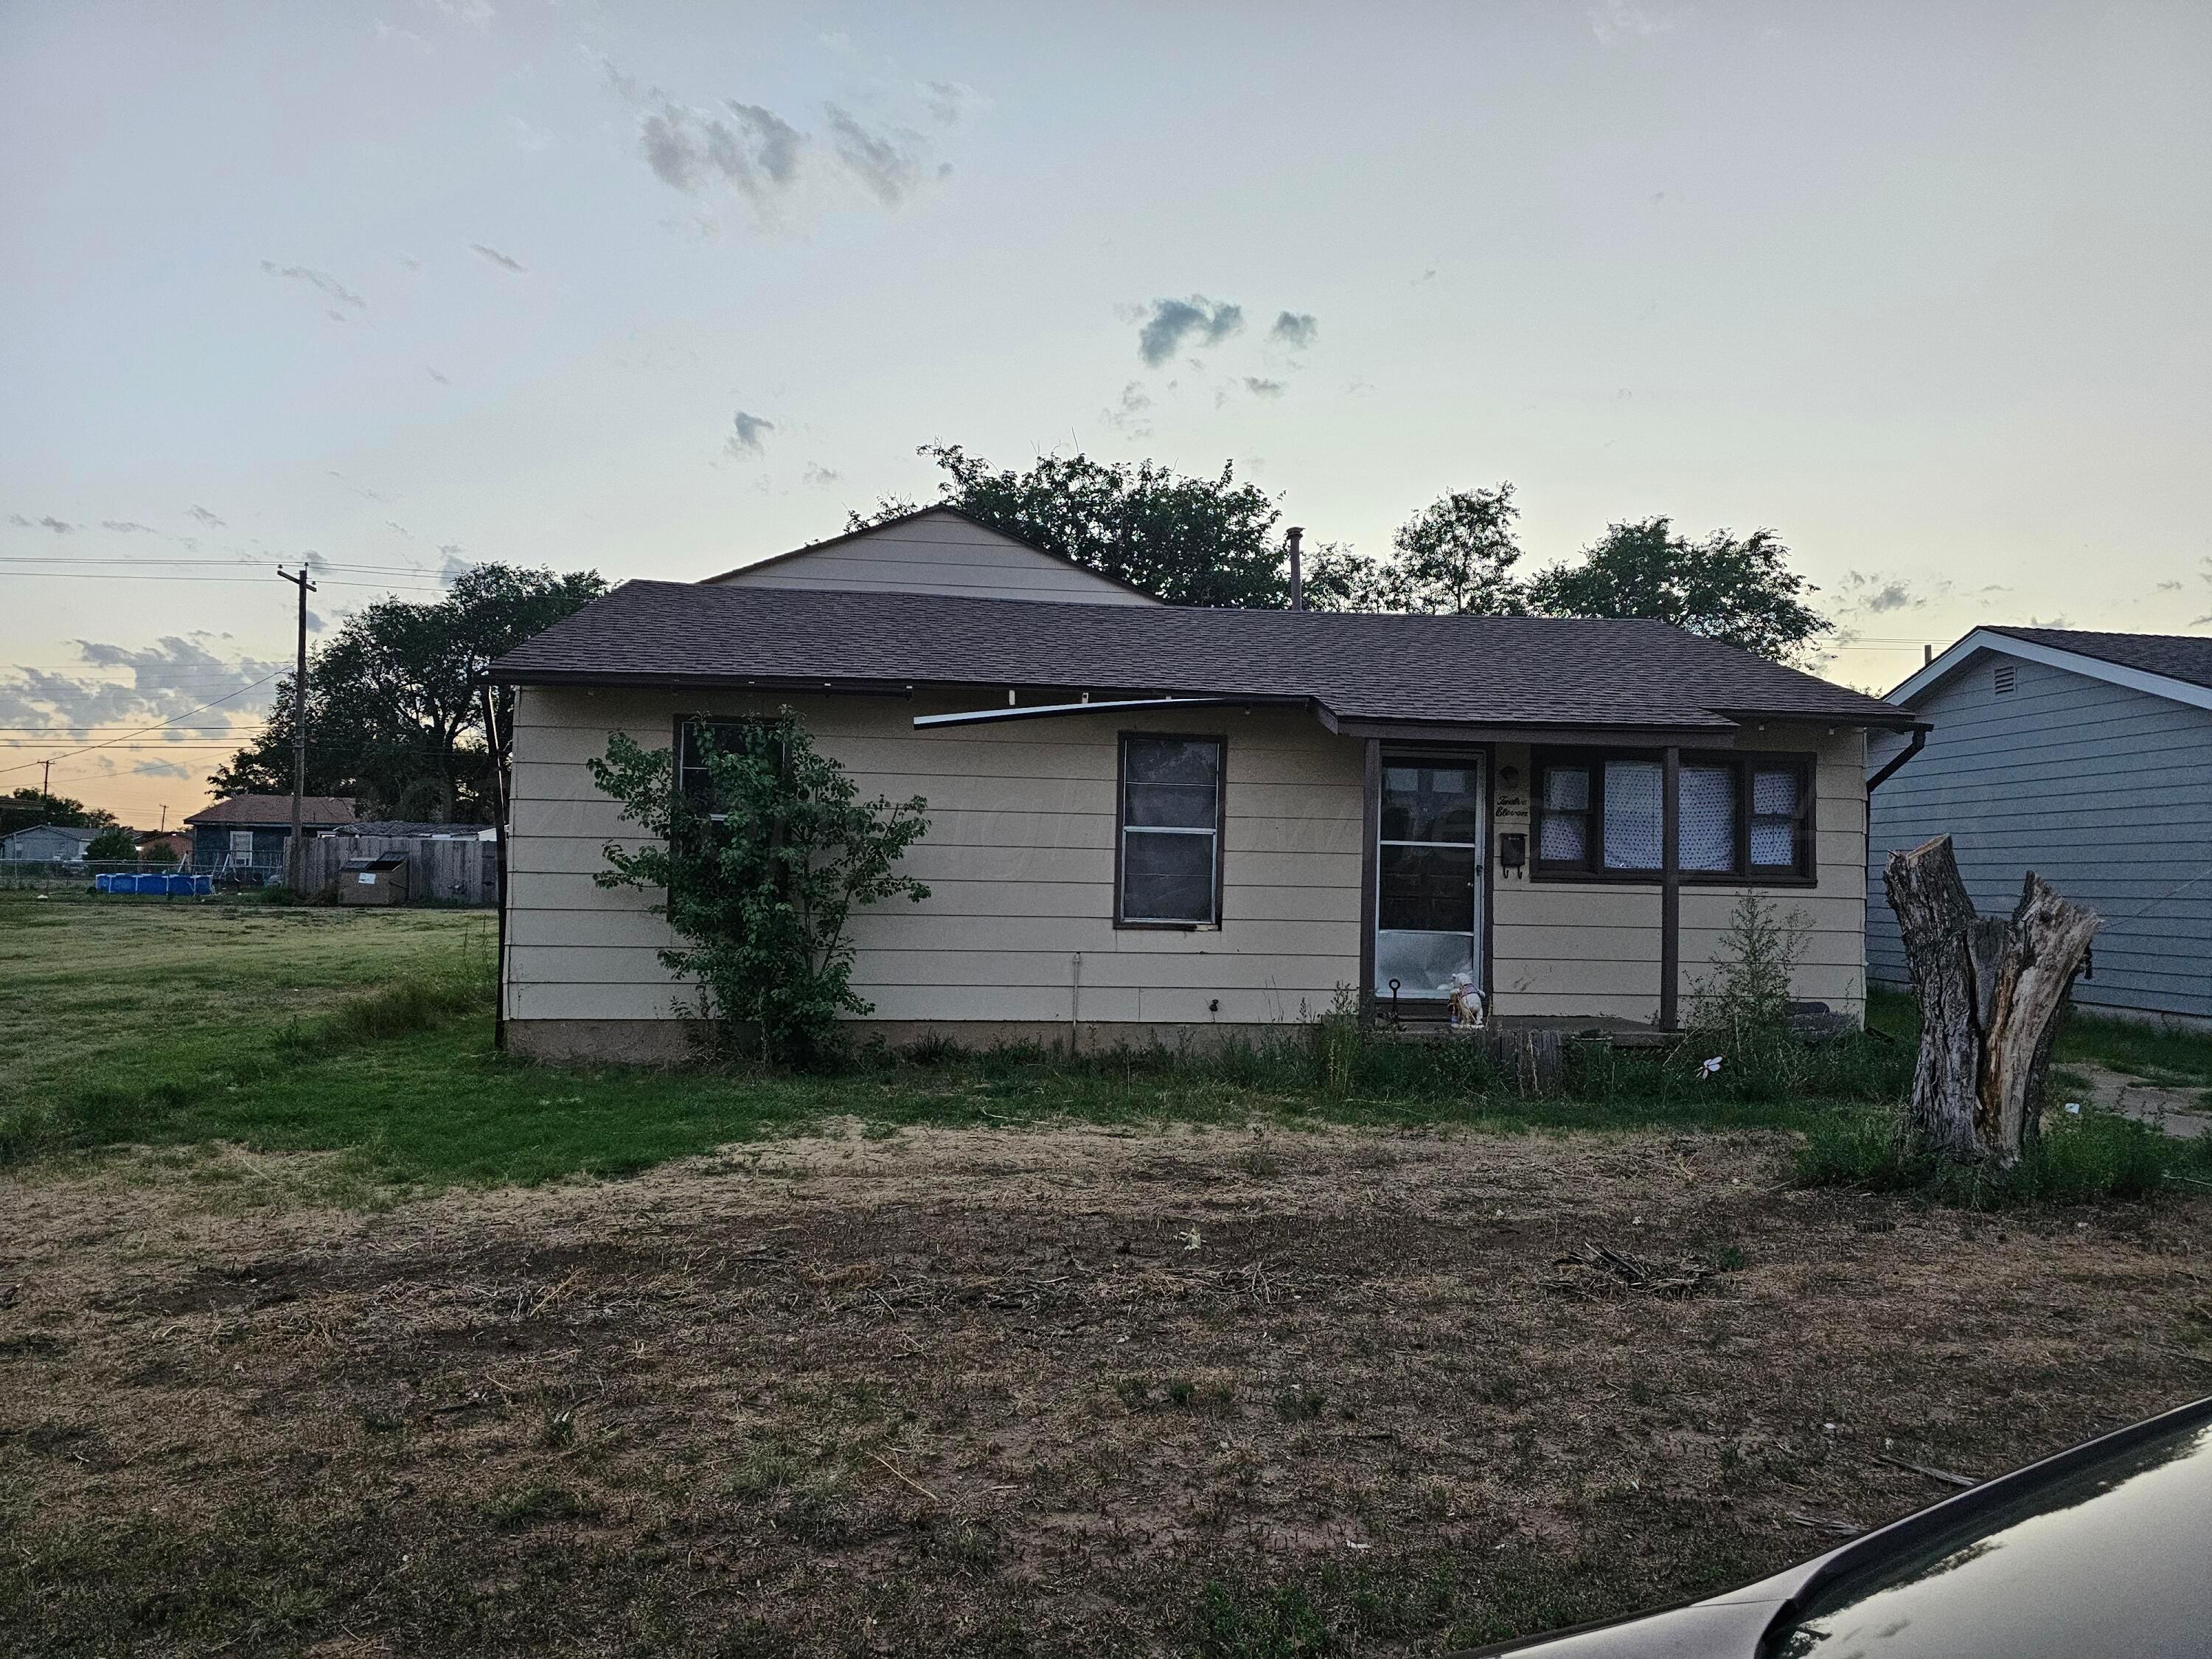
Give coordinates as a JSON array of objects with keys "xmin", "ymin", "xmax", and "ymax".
[
  {"xmin": 504, "ymin": 694, "xmax": 1870, "ymax": 1039},
  {"xmin": 710, "ymin": 509, "xmax": 1157, "ymax": 605},
  {"xmin": 1488, "ymin": 731, "xmax": 1868, "ymax": 1023},
  {"xmin": 504, "ymin": 687, "xmax": 1360, "ymax": 1032}
]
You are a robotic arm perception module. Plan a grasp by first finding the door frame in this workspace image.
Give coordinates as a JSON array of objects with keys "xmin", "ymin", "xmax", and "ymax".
[{"xmin": 1360, "ymin": 742, "xmax": 1492, "ymax": 1021}]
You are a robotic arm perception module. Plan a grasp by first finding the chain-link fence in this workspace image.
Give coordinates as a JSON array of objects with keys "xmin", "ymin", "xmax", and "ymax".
[{"xmin": 0, "ymin": 859, "xmax": 270, "ymax": 893}]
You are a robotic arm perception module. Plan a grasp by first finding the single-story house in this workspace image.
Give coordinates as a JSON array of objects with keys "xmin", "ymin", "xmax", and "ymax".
[
  {"xmin": 1, "ymin": 823, "xmax": 102, "ymax": 863},
  {"xmin": 136, "ymin": 831, "xmax": 192, "ymax": 864},
  {"xmin": 486, "ymin": 507, "xmax": 1916, "ymax": 1062},
  {"xmin": 1869, "ymin": 627, "xmax": 2212, "ymax": 1029},
  {"xmin": 184, "ymin": 795, "xmax": 358, "ymax": 872}
]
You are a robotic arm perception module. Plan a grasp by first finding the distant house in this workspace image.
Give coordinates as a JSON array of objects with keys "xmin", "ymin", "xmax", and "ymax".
[
  {"xmin": 137, "ymin": 831, "xmax": 191, "ymax": 864},
  {"xmin": 484, "ymin": 507, "xmax": 1910, "ymax": 1062},
  {"xmin": 184, "ymin": 796, "xmax": 358, "ymax": 874},
  {"xmin": 1869, "ymin": 627, "xmax": 2212, "ymax": 1029},
  {"xmin": 1, "ymin": 824, "xmax": 102, "ymax": 863}
]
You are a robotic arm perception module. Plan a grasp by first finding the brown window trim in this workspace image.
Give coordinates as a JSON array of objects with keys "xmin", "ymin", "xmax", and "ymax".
[
  {"xmin": 1115, "ymin": 730, "xmax": 1227, "ymax": 931},
  {"xmin": 1531, "ymin": 747, "xmax": 1818, "ymax": 887}
]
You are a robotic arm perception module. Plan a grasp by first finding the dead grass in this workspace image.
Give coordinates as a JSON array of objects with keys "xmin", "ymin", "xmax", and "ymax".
[{"xmin": 2, "ymin": 1120, "xmax": 2208, "ymax": 1655}]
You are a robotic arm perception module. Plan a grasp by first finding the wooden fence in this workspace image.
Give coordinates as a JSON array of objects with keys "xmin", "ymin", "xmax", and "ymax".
[{"xmin": 299, "ymin": 835, "xmax": 500, "ymax": 907}]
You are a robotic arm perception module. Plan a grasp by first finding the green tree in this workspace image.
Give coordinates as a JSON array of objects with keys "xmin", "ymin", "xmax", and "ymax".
[
  {"xmin": 1357, "ymin": 484, "xmax": 1528, "ymax": 614},
  {"xmin": 852, "ymin": 443, "xmax": 1308, "ymax": 608},
  {"xmin": 0, "ymin": 788, "xmax": 118, "ymax": 835},
  {"xmin": 588, "ymin": 713, "xmax": 931, "ymax": 1067},
  {"xmin": 211, "ymin": 563, "xmax": 606, "ymax": 820},
  {"xmin": 1523, "ymin": 518, "xmax": 1831, "ymax": 663},
  {"xmin": 85, "ymin": 827, "xmax": 139, "ymax": 862}
]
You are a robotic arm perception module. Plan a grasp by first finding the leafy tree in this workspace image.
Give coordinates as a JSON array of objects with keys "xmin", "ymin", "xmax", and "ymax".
[
  {"xmin": 1523, "ymin": 518, "xmax": 1831, "ymax": 663},
  {"xmin": 85, "ymin": 827, "xmax": 139, "ymax": 862},
  {"xmin": 588, "ymin": 713, "xmax": 931, "ymax": 1067},
  {"xmin": 212, "ymin": 563, "xmax": 606, "ymax": 820},
  {"xmin": 852, "ymin": 444, "xmax": 1304, "ymax": 608},
  {"xmin": 1352, "ymin": 484, "xmax": 1528, "ymax": 615},
  {"xmin": 0, "ymin": 788, "xmax": 118, "ymax": 835}
]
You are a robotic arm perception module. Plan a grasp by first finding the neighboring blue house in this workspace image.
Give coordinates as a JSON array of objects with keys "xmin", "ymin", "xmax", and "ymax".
[
  {"xmin": 184, "ymin": 794, "xmax": 358, "ymax": 874},
  {"xmin": 1868, "ymin": 627, "xmax": 2212, "ymax": 1029}
]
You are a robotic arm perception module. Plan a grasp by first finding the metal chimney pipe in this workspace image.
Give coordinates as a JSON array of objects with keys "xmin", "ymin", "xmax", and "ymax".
[{"xmin": 1286, "ymin": 526, "xmax": 1304, "ymax": 611}]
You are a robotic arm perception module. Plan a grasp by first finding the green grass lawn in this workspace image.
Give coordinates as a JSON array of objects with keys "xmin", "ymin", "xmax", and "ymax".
[{"xmin": 6, "ymin": 892, "xmax": 2203, "ymax": 1203}]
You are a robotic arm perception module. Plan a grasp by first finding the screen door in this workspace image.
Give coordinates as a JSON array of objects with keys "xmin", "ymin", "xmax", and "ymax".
[{"xmin": 1374, "ymin": 759, "xmax": 1484, "ymax": 1001}]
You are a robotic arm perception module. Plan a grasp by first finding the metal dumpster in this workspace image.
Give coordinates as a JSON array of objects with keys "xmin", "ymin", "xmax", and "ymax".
[{"xmin": 338, "ymin": 853, "xmax": 410, "ymax": 906}]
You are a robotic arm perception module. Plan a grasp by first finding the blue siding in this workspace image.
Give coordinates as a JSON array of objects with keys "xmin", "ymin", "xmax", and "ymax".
[{"xmin": 1867, "ymin": 653, "xmax": 2212, "ymax": 1023}]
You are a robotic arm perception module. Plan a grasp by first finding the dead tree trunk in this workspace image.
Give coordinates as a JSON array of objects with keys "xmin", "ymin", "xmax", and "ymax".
[{"xmin": 1883, "ymin": 835, "xmax": 2100, "ymax": 1166}]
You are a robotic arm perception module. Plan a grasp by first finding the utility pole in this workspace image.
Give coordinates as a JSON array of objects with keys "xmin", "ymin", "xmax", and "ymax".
[
  {"xmin": 279, "ymin": 565, "xmax": 316, "ymax": 889},
  {"xmin": 40, "ymin": 759, "xmax": 50, "ymax": 801}
]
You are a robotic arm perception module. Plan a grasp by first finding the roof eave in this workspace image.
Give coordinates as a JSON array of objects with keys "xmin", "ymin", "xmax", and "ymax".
[{"xmin": 1888, "ymin": 627, "xmax": 2212, "ymax": 714}]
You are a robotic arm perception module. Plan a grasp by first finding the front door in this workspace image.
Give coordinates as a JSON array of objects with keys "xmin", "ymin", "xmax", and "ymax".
[{"xmin": 1373, "ymin": 757, "xmax": 1484, "ymax": 1005}]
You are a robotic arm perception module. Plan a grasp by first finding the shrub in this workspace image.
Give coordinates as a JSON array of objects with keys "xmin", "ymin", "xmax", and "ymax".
[{"xmin": 590, "ymin": 712, "xmax": 930, "ymax": 1068}]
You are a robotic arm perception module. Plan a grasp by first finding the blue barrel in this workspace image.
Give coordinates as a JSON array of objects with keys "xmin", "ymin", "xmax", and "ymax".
[
  {"xmin": 165, "ymin": 872, "xmax": 194, "ymax": 896},
  {"xmin": 94, "ymin": 872, "xmax": 112, "ymax": 893},
  {"xmin": 133, "ymin": 872, "xmax": 166, "ymax": 894},
  {"xmin": 192, "ymin": 874, "xmax": 213, "ymax": 896}
]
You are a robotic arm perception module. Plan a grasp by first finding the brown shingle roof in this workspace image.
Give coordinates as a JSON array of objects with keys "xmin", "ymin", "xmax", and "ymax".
[
  {"xmin": 184, "ymin": 796, "xmax": 358, "ymax": 827},
  {"xmin": 1984, "ymin": 627, "xmax": 2212, "ymax": 693},
  {"xmin": 489, "ymin": 583, "xmax": 1913, "ymax": 732}
]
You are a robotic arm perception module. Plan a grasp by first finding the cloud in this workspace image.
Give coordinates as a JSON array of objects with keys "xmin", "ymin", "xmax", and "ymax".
[
  {"xmin": 470, "ymin": 243, "xmax": 526, "ymax": 272},
  {"xmin": 640, "ymin": 99, "xmax": 805, "ymax": 204},
  {"xmin": 1269, "ymin": 311, "xmax": 1318, "ymax": 350},
  {"xmin": 727, "ymin": 411, "xmax": 775, "ymax": 456},
  {"xmin": 1102, "ymin": 380, "xmax": 1153, "ymax": 436},
  {"xmin": 1589, "ymin": 1, "xmax": 1686, "ymax": 46},
  {"xmin": 1136, "ymin": 296, "xmax": 1245, "ymax": 367},
  {"xmin": 1837, "ymin": 570, "xmax": 1933, "ymax": 616},
  {"xmin": 187, "ymin": 505, "xmax": 225, "ymax": 528},
  {"xmin": 0, "ymin": 634, "xmax": 283, "ymax": 738},
  {"xmin": 100, "ymin": 520, "xmax": 159, "ymax": 534},
  {"xmin": 260, "ymin": 261, "xmax": 366, "ymax": 311},
  {"xmin": 801, "ymin": 462, "xmax": 841, "ymax": 487},
  {"xmin": 425, "ymin": 367, "xmax": 451, "ymax": 385},
  {"xmin": 824, "ymin": 104, "xmax": 925, "ymax": 206},
  {"xmin": 132, "ymin": 759, "xmax": 195, "ymax": 779},
  {"xmin": 436, "ymin": 546, "xmax": 475, "ymax": 585},
  {"xmin": 818, "ymin": 29, "xmax": 852, "ymax": 53},
  {"xmin": 920, "ymin": 80, "xmax": 990, "ymax": 125},
  {"xmin": 1243, "ymin": 378, "xmax": 1286, "ymax": 400},
  {"xmin": 9, "ymin": 514, "xmax": 77, "ymax": 533},
  {"xmin": 2155, "ymin": 580, "xmax": 2183, "ymax": 592},
  {"xmin": 509, "ymin": 116, "xmax": 553, "ymax": 152}
]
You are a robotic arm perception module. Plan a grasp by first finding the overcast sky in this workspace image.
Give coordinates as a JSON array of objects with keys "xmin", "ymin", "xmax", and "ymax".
[{"xmin": 4, "ymin": 1, "xmax": 2208, "ymax": 827}]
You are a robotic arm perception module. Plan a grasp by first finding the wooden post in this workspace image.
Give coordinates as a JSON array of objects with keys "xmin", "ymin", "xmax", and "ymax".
[
  {"xmin": 1359, "ymin": 737, "xmax": 1380, "ymax": 1026},
  {"xmin": 1885, "ymin": 835, "xmax": 2100, "ymax": 1166},
  {"xmin": 1659, "ymin": 745, "xmax": 1680, "ymax": 1031}
]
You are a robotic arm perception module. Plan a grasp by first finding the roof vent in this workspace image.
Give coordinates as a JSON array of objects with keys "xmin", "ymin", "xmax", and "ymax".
[{"xmin": 1994, "ymin": 664, "xmax": 2017, "ymax": 695}]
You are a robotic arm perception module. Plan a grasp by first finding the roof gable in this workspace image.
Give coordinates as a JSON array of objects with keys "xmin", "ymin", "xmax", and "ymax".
[
  {"xmin": 491, "ymin": 583, "xmax": 1911, "ymax": 734},
  {"xmin": 706, "ymin": 506, "xmax": 1160, "ymax": 606},
  {"xmin": 1889, "ymin": 627, "xmax": 2212, "ymax": 714}
]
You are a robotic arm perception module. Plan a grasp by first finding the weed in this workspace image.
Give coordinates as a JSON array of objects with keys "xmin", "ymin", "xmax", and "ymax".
[
  {"xmin": 483, "ymin": 1482, "xmax": 599, "ymax": 1530},
  {"xmin": 1274, "ymin": 1385, "xmax": 1326, "ymax": 1422},
  {"xmin": 540, "ymin": 1410, "xmax": 576, "ymax": 1449},
  {"xmin": 1797, "ymin": 1105, "xmax": 2212, "ymax": 1207}
]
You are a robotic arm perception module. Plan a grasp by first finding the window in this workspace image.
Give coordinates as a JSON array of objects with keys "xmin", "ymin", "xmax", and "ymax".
[
  {"xmin": 1117, "ymin": 734, "xmax": 1223, "ymax": 926},
  {"xmin": 677, "ymin": 717, "xmax": 782, "ymax": 818},
  {"xmin": 229, "ymin": 830, "xmax": 255, "ymax": 860},
  {"xmin": 1533, "ymin": 751, "xmax": 1813, "ymax": 882}
]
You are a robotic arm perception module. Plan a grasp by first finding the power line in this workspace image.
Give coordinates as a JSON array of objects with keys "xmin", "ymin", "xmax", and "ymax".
[{"xmin": 0, "ymin": 669, "xmax": 284, "ymax": 779}]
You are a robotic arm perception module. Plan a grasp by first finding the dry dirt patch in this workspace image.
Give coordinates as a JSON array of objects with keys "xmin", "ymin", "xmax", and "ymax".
[{"xmin": 3, "ymin": 1121, "xmax": 2208, "ymax": 1655}]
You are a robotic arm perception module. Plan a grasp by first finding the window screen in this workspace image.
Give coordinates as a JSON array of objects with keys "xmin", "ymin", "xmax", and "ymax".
[
  {"xmin": 1678, "ymin": 763, "xmax": 1737, "ymax": 872},
  {"xmin": 1538, "ymin": 765, "xmax": 1590, "ymax": 863},
  {"xmin": 678, "ymin": 718, "xmax": 780, "ymax": 815},
  {"xmin": 1750, "ymin": 765, "xmax": 1806, "ymax": 872},
  {"xmin": 1119, "ymin": 736, "xmax": 1222, "ymax": 925}
]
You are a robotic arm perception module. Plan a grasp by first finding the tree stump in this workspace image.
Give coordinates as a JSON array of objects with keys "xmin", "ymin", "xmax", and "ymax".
[{"xmin": 1883, "ymin": 835, "xmax": 2100, "ymax": 1166}]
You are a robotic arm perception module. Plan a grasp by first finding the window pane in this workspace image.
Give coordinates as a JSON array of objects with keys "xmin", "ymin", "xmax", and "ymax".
[
  {"xmin": 1543, "ymin": 765, "xmax": 1590, "ymax": 812},
  {"xmin": 1602, "ymin": 760, "xmax": 1663, "ymax": 870},
  {"xmin": 1679, "ymin": 764, "xmax": 1737, "ymax": 873},
  {"xmin": 1381, "ymin": 765, "xmax": 1480, "ymax": 844},
  {"xmin": 1379, "ymin": 843, "xmax": 1477, "ymax": 931},
  {"xmin": 1539, "ymin": 813, "xmax": 1587, "ymax": 863},
  {"xmin": 1751, "ymin": 819, "xmax": 1798, "ymax": 868},
  {"xmin": 1122, "ymin": 829, "xmax": 1214, "ymax": 922},
  {"xmin": 1124, "ymin": 738, "xmax": 1220, "ymax": 828},
  {"xmin": 1374, "ymin": 928, "xmax": 1476, "ymax": 999},
  {"xmin": 1751, "ymin": 768, "xmax": 1800, "ymax": 815}
]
